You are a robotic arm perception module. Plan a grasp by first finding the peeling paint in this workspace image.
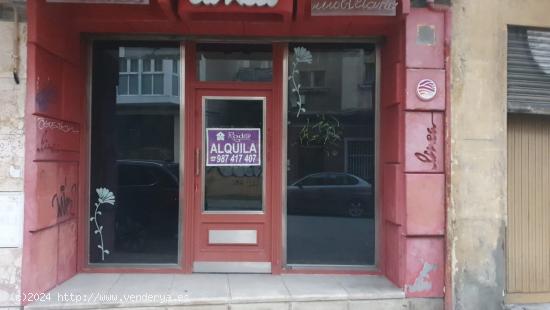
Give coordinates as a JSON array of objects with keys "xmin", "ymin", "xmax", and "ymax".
[{"xmin": 409, "ymin": 263, "xmax": 437, "ymax": 293}]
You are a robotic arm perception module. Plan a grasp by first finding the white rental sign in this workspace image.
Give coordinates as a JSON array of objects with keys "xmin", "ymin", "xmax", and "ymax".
[{"xmin": 189, "ymin": 0, "xmax": 279, "ymax": 7}]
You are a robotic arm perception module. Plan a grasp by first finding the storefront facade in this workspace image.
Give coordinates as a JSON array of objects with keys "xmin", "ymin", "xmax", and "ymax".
[{"xmin": 18, "ymin": 0, "xmax": 450, "ymax": 307}]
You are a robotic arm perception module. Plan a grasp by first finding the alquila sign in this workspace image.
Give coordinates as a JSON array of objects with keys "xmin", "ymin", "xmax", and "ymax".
[
  {"xmin": 311, "ymin": 0, "xmax": 398, "ymax": 16},
  {"xmin": 189, "ymin": 0, "xmax": 279, "ymax": 7}
]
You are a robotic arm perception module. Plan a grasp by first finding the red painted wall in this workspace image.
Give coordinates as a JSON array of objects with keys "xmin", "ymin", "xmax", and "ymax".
[
  {"xmin": 22, "ymin": 0, "xmax": 86, "ymax": 300},
  {"xmin": 22, "ymin": 0, "xmax": 449, "ymax": 302}
]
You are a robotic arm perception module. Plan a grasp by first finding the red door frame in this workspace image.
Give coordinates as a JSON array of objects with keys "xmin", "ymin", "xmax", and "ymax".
[
  {"xmin": 191, "ymin": 89, "xmax": 274, "ymax": 270},
  {"xmin": 182, "ymin": 42, "xmax": 285, "ymax": 273}
]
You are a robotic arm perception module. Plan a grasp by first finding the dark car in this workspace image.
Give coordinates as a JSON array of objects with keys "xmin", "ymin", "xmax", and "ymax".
[
  {"xmin": 115, "ymin": 160, "xmax": 179, "ymax": 252},
  {"xmin": 287, "ymin": 172, "xmax": 373, "ymax": 218}
]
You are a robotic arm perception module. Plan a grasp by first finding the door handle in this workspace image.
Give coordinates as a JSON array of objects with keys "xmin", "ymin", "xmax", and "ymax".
[{"xmin": 195, "ymin": 148, "xmax": 200, "ymax": 176}]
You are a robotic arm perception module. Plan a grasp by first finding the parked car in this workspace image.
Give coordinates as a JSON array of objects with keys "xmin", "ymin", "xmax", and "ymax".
[
  {"xmin": 287, "ymin": 172, "xmax": 373, "ymax": 218},
  {"xmin": 115, "ymin": 160, "xmax": 179, "ymax": 252}
]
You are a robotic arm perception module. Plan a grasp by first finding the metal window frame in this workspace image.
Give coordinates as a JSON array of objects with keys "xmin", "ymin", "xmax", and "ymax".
[
  {"xmin": 281, "ymin": 42, "xmax": 381, "ymax": 271},
  {"xmin": 200, "ymin": 95, "xmax": 268, "ymax": 215},
  {"xmin": 86, "ymin": 40, "xmax": 185, "ymax": 269}
]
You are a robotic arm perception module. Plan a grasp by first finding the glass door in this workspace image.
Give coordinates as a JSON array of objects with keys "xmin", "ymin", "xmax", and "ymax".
[{"xmin": 192, "ymin": 90, "xmax": 273, "ymax": 273}]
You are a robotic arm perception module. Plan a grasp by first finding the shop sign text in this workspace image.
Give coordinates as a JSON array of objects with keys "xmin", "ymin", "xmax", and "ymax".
[
  {"xmin": 311, "ymin": 0, "xmax": 398, "ymax": 16},
  {"xmin": 189, "ymin": 0, "xmax": 278, "ymax": 7},
  {"xmin": 46, "ymin": 0, "xmax": 149, "ymax": 4},
  {"xmin": 207, "ymin": 128, "xmax": 261, "ymax": 166}
]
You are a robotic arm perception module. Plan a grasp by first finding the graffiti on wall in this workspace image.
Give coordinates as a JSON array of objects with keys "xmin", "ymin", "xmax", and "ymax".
[
  {"xmin": 414, "ymin": 113, "xmax": 438, "ymax": 170},
  {"xmin": 51, "ymin": 178, "xmax": 78, "ymax": 219},
  {"xmin": 35, "ymin": 116, "xmax": 80, "ymax": 155}
]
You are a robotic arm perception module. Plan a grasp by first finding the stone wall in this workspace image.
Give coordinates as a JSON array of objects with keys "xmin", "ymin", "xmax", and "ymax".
[
  {"xmin": 450, "ymin": 1, "xmax": 550, "ymax": 309},
  {"xmin": 0, "ymin": 13, "xmax": 26, "ymax": 310}
]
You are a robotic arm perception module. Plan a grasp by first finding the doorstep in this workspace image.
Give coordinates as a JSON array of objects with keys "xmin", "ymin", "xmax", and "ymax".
[{"xmin": 24, "ymin": 273, "xmax": 409, "ymax": 310}]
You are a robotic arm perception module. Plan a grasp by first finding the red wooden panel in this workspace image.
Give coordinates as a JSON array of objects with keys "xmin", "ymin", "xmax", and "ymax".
[
  {"xmin": 61, "ymin": 62, "xmax": 85, "ymax": 122},
  {"xmin": 57, "ymin": 219, "xmax": 77, "ymax": 283},
  {"xmin": 383, "ymin": 222, "xmax": 405, "ymax": 287},
  {"xmin": 380, "ymin": 104, "xmax": 403, "ymax": 164},
  {"xmin": 405, "ymin": 8, "xmax": 445, "ymax": 69},
  {"xmin": 405, "ymin": 237, "xmax": 444, "ymax": 297},
  {"xmin": 405, "ymin": 173, "xmax": 444, "ymax": 235},
  {"xmin": 382, "ymin": 163, "xmax": 404, "ymax": 225},
  {"xmin": 404, "ymin": 111, "xmax": 444, "ymax": 173},
  {"xmin": 29, "ymin": 162, "xmax": 78, "ymax": 232},
  {"xmin": 35, "ymin": 116, "xmax": 80, "ymax": 161},
  {"xmin": 405, "ymin": 69, "xmax": 445, "ymax": 111},
  {"xmin": 23, "ymin": 227, "xmax": 58, "ymax": 295},
  {"xmin": 34, "ymin": 47, "xmax": 63, "ymax": 116}
]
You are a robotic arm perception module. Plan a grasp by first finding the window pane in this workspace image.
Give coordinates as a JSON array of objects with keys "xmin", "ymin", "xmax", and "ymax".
[
  {"xmin": 173, "ymin": 59, "xmax": 178, "ymax": 74},
  {"xmin": 90, "ymin": 42, "xmax": 180, "ymax": 264},
  {"xmin": 119, "ymin": 58, "xmax": 127, "ymax": 72},
  {"xmin": 143, "ymin": 58, "xmax": 151, "ymax": 72},
  {"xmin": 128, "ymin": 75, "xmax": 138, "ymax": 95},
  {"xmin": 153, "ymin": 74, "xmax": 163, "ymax": 95},
  {"xmin": 204, "ymin": 99, "xmax": 263, "ymax": 212},
  {"xmin": 155, "ymin": 58, "xmax": 163, "ymax": 72},
  {"xmin": 118, "ymin": 75, "xmax": 128, "ymax": 95},
  {"xmin": 286, "ymin": 43, "xmax": 376, "ymax": 266},
  {"xmin": 130, "ymin": 59, "xmax": 138, "ymax": 72},
  {"xmin": 197, "ymin": 43, "xmax": 272, "ymax": 82},
  {"xmin": 141, "ymin": 74, "xmax": 152, "ymax": 95},
  {"xmin": 172, "ymin": 75, "xmax": 179, "ymax": 97}
]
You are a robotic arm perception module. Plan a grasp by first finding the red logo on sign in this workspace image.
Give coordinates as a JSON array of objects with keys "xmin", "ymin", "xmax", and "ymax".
[{"xmin": 416, "ymin": 79, "xmax": 437, "ymax": 101}]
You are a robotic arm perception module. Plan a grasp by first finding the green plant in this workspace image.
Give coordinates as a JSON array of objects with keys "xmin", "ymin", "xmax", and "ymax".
[{"xmin": 298, "ymin": 114, "xmax": 342, "ymax": 156}]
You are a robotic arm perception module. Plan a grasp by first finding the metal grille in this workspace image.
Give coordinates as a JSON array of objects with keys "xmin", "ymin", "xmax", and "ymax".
[
  {"xmin": 346, "ymin": 139, "xmax": 374, "ymax": 182},
  {"xmin": 508, "ymin": 27, "xmax": 550, "ymax": 115}
]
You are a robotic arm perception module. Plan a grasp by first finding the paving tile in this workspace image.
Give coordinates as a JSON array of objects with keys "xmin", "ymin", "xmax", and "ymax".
[
  {"xmin": 290, "ymin": 301, "xmax": 347, "ymax": 310},
  {"xmin": 281, "ymin": 275, "xmax": 347, "ymax": 302},
  {"xmin": 349, "ymin": 299, "xmax": 408, "ymax": 310},
  {"xmin": 108, "ymin": 274, "xmax": 175, "ymax": 306},
  {"xmin": 334, "ymin": 275, "xmax": 405, "ymax": 300},
  {"xmin": 168, "ymin": 306, "xmax": 228, "ymax": 310},
  {"xmin": 408, "ymin": 298, "xmax": 444, "ymax": 310},
  {"xmin": 171, "ymin": 274, "xmax": 230, "ymax": 305},
  {"xmin": 230, "ymin": 302, "xmax": 289, "ymax": 310},
  {"xmin": 228, "ymin": 275, "xmax": 290, "ymax": 303}
]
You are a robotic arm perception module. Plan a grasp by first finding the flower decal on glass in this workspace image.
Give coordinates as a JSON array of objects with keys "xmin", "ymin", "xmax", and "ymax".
[
  {"xmin": 289, "ymin": 46, "xmax": 313, "ymax": 117},
  {"xmin": 97, "ymin": 187, "xmax": 115, "ymax": 205},
  {"xmin": 293, "ymin": 47, "xmax": 313, "ymax": 64},
  {"xmin": 90, "ymin": 187, "xmax": 115, "ymax": 261}
]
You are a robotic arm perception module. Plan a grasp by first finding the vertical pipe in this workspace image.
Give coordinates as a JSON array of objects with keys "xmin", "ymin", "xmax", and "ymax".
[{"xmin": 12, "ymin": 1, "xmax": 20, "ymax": 84}]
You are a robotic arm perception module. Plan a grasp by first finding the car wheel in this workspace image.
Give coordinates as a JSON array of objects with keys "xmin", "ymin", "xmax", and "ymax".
[{"xmin": 347, "ymin": 200, "xmax": 365, "ymax": 217}]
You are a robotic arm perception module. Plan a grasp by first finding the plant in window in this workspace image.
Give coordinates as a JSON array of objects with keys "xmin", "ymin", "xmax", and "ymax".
[
  {"xmin": 90, "ymin": 187, "xmax": 116, "ymax": 261},
  {"xmin": 289, "ymin": 47, "xmax": 313, "ymax": 117},
  {"xmin": 298, "ymin": 114, "xmax": 342, "ymax": 156}
]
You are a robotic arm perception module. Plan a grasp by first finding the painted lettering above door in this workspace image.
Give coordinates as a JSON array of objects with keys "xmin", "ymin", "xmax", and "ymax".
[
  {"xmin": 189, "ymin": 0, "xmax": 279, "ymax": 7},
  {"xmin": 311, "ymin": 0, "xmax": 397, "ymax": 16}
]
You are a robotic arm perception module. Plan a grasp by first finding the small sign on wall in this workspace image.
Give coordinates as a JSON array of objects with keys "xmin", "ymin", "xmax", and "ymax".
[
  {"xmin": 311, "ymin": 0, "xmax": 398, "ymax": 16},
  {"xmin": 206, "ymin": 128, "xmax": 261, "ymax": 166},
  {"xmin": 0, "ymin": 192, "xmax": 23, "ymax": 248}
]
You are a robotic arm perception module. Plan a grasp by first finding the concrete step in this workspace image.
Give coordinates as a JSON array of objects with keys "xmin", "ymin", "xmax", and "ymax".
[{"xmin": 23, "ymin": 273, "xmax": 443, "ymax": 310}]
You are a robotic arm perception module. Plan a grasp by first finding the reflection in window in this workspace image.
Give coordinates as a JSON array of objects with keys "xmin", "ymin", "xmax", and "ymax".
[
  {"xmin": 117, "ymin": 48, "xmax": 179, "ymax": 103},
  {"xmin": 90, "ymin": 42, "xmax": 180, "ymax": 264},
  {"xmin": 197, "ymin": 43, "xmax": 272, "ymax": 82},
  {"xmin": 286, "ymin": 43, "xmax": 376, "ymax": 266}
]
